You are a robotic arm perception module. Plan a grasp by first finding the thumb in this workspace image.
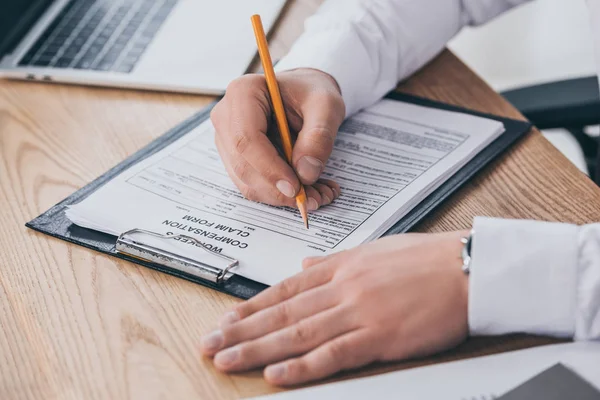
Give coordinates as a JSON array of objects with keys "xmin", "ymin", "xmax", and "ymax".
[{"xmin": 292, "ymin": 93, "xmax": 344, "ymax": 184}]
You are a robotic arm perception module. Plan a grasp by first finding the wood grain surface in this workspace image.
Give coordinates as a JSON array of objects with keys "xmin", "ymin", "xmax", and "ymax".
[{"xmin": 1, "ymin": 0, "xmax": 599, "ymax": 399}]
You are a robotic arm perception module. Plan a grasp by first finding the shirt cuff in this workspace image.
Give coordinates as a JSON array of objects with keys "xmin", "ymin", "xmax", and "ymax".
[
  {"xmin": 469, "ymin": 217, "xmax": 580, "ymax": 338},
  {"xmin": 274, "ymin": 27, "xmax": 375, "ymax": 118}
]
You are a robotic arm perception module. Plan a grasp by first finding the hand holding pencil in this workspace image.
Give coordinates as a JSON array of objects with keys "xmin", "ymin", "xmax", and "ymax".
[
  {"xmin": 250, "ymin": 14, "xmax": 311, "ymax": 227},
  {"xmin": 210, "ymin": 15, "xmax": 345, "ymax": 226}
]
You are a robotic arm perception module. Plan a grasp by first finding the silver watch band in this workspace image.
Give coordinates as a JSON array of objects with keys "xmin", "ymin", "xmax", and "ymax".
[{"xmin": 460, "ymin": 230, "xmax": 474, "ymax": 275}]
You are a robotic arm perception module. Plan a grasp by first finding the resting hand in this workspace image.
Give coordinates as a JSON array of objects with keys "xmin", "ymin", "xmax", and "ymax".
[
  {"xmin": 210, "ymin": 68, "xmax": 346, "ymax": 210},
  {"xmin": 200, "ymin": 231, "xmax": 469, "ymax": 386}
]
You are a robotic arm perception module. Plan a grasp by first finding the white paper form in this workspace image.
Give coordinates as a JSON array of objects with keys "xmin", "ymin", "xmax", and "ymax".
[{"xmin": 66, "ymin": 99, "xmax": 504, "ymax": 286}]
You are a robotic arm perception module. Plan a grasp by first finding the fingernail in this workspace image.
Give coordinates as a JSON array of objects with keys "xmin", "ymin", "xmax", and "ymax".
[
  {"xmin": 297, "ymin": 156, "xmax": 323, "ymax": 183},
  {"xmin": 321, "ymin": 194, "xmax": 332, "ymax": 205},
  {"xmin": 219, "ymin": 311, "xmax": 240, "ymax": 327},
  {"xmin": 330, "ymin": 187, "xmax": 338, "ymax": 198},
  {"xmin": 265, "ymin": 363, "xmax": 287, "ymax": 382},
  {"xmin": 276, "ymin": 180, "xmax": 296, "ymax": 198},
  {"xmin": 215, "ymin": 347, "xmax": 240, "ymax": 367},
  {"xmin": 308, "ymin": 197, "xmax": 319, "ymax": 211},
  {"xmin": 201, "ymin": 330, "xmax": 224, "ymax": 352}
]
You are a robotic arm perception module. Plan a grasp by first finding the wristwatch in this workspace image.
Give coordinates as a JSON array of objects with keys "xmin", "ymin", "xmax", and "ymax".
[{"xmin": 460, "ymin": 230, "xmax": 474, "ymax": 275}]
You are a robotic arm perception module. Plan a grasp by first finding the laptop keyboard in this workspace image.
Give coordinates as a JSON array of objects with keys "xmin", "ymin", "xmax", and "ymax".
[{"xmin": 18, "ymin": 0, "xmax": 178, "ymax": 73}]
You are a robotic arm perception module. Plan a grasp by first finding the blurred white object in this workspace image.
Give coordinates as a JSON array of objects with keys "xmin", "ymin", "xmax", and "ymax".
[
  {"xmin": 248, "ymin": 342, "xmax": 600, "ymax": 400},
  {"xmin": 543, "ymin": 129, "xmax": 589, "ymax": 173},
  {"xmin": 449, "ymin": 0, "xmax": 596, "ymax": 92},
  {"xmin": 449, "ymin": 0, "xmax": 597, "ymax": 174}
]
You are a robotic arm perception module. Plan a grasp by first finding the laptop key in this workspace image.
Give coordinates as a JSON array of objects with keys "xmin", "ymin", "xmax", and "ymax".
[
  {"xmin": 32, "ymin": 57, "xmax": 53, "ymax": 67},
  {"xmin": 74, "ymin": 60, "xmax": 93, "ymax": 69},
  {"xmin": 96, "ymin": 59, "xmax": 116, "ymax": 71},
  {"xmin": 53, "ymin": 58, "xmax": 73, "ymax": 68},
  {"xmin": 19, "ymin": 53, "xmax": 35, "ymax": 65},
  {"xmin": 114, "ymin": 52, "xmax": 141, "ymax": 73}
]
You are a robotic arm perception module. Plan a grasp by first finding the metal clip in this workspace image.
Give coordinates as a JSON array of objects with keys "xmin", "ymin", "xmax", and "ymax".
[{"xmin": 116, "ymin": 229, "xmax": 238, "ymax": 284}]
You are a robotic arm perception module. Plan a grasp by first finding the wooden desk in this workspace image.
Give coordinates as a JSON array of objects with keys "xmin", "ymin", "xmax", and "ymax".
[{"xmin": 2, "ymin": 1, "xmax": 600, "ymax": 399}]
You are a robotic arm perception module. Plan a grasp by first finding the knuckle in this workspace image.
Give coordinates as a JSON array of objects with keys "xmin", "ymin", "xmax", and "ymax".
[
  {"xmin": 352, "ymin": 251, "xmax": 370, "ymax": 269},
  {"xmin": 210, "ymin": 104, "xmax": 220, "ymax": 125},
  {"xmin": 304, "ymin": 126, "xmax": 336, "ymax": 150},
  {"xmin": 351, "ymin": 290, "xmax": 371, "ymax": 310},
  {"xmin": 310, "ymin": 90, "xmax": 335, "ymax": 103},
  {"xmin": 226, "ymin": 74, "xmax": 264, "ymax": 94},
  {"xmin": 232, "ymin": 160, "xmax": 249, "ymax": 182},
  {"xmin": 213, "ymin": 134, "xmax": 223, "ymax": 155},
  {"xmin": 334, "ymin": 272, "xmax": 369, "ymax": 304},
  {"xmin": 325, "ymin": 340, "xmax": 347, "ymax": 363},
  {"xmin": 326, "ymin": 92, "xmax": 345, "ymax": 115},
  {"xmin": 232, "ymin": 304, "xmax": 247, "ymax": 319},
  {"xmin": 210, "ymin": 105, "xmax": 226, "ymax": 134},
  {"xmin": 260, "ymin": 157, "xmax": 280, "ymax": 182},
  {"xmin": 225, "ymin": 77, "xmax": 248, "ymax": 93},
  {"xmin": 289, "ymin": 322, "xmax": 314, "ymax": 345},
  {"xmin": 286, "ymin": 359, "xmax": 306, "ymax": 380},
  {"xmin": 312, "ymin": 90, "xmax": 343, "ymax": 111},
  {"xmin": 306, "ymin": 187, "xmax": 322, "ymax": 203},
  {"xmin": 340, "ymin": 281, "xmax": 365, "ymax": 304},
  {"xmin": 273, "ymin": 301, "xmax": 292, "ymax": 327},
  {"xmin": 331, "ymin": 252, "xmax": 355, "ymax": 278},
  {"xmin": 240, "ymin": 186, "xmax": 258, "ymax": 202},
  {"xmin": 236, "ymin": 343, "xmax": 253, "ymax": 364},
  {"xmin": 220, "ymin": 325, "xmax": 237, "ymax": 344},
  {"xmin": 272, "ymin": 188, "xmax": 292, "ymax": 205},
  {"xmin": 277, "ymin": 278, "xmax": 296, "ymax": 299},
  {"xmin": 233, "ymin": 132, "xmax": 250, "ymax": 155},
  {"xmin": 234, "ymin": 299, "xmax": 255, "ymax": 316}
]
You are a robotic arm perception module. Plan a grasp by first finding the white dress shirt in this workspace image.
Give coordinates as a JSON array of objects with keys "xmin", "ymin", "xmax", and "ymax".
[{"xmin": 275, "ymin": 0, "xmax": 600, "ymax": 341}]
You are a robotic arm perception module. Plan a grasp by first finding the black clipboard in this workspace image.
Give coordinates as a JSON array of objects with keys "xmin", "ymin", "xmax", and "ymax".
[{"xmin": 26, "ymin": 92, "xmax": 532, "ymax": 299}]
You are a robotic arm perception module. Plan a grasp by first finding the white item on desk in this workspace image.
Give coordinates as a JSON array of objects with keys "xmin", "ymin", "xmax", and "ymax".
[{"xmin": 248, "ymin": 342, "xmax": 600, "ymax": 400}]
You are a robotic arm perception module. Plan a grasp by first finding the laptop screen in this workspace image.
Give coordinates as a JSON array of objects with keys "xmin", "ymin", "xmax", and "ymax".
[{"xmin": 0, "ymin": 0, "xmax": 53, "ymax": 58}]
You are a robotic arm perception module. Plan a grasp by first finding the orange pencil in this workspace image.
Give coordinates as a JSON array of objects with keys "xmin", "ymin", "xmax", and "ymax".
[{"xmin": 251, "ymin": 14, "xmax": 310, "ymax": 229}]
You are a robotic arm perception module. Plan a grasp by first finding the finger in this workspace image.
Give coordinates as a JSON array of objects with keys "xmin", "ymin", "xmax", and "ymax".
[
  {"xmin": 302, "ymin": 256, "xmax": 325, "ymax": 270},
  {"xmin": 312, "ymin": 183, "xmax": 334, "ymax": 205},
  {"xmin": 213, "ymin": 305, "xmax": 356, "ymax": 372},
  {"xmin": 292, "ymin": 93, "xmax": 344, "ymax": 185},
  {"xmin": 225, "ymin": 262, "xmax": 336, "ymax": 323},
  {"xmin": 202, "ymin": 283, "xmax": 338, "ymax": 356},
  {"xmin": 318, "ymin": 178, "xmax": 341, "ymax": 200},
  {"xmin": 215, "ymin": 135, "xmax": 296, "ymax": 207},
  {"xmin": 302, "ymin": 251, "xmax": 343, "ymax": 270},
  {"xmin": 264, "ymin": 329, "xmax": 375, "ymax": 386},
  {"xmin": 222, "ymin": 77, "xmax": 301, "ymax": 198},
  {"xmin": 304, "ymin": 186, "xmax": 322, "ymax": 211}
]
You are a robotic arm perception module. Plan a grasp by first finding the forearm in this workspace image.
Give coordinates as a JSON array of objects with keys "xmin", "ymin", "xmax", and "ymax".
[{"xmin": 276, "ymin": 0, "xmax": 532, "ymax": 116}]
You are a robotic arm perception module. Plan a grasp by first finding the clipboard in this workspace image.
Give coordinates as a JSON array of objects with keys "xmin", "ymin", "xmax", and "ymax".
[{"xmin": 26, "ymin": 92, "xmax": 532, "ymax": 300}]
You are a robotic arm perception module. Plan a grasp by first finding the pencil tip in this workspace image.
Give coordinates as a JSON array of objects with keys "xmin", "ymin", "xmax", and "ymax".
[{"xmin": 298, "ymin": 201, "xmax": 309, "ymax": 230}]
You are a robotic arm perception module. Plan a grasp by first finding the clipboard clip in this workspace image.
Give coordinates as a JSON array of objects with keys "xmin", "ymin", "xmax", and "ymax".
[{"xmin": 116, "ymin": 229, "xmax": 239, "ymax": 285}]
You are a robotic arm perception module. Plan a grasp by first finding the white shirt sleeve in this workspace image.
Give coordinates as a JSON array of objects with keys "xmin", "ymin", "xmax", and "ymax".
[
  {"xmin": 470, "ymin": 217, "xmax": 600, "ymax": 341},
  {"xmin": 275, "ymin": 0, "xmax": 532, "ymax": 117}
]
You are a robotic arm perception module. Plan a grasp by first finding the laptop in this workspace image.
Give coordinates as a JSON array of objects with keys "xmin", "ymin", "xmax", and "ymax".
[{"xmin": 0, "ymin": 0, "xmax": 286, "ymax": 94}]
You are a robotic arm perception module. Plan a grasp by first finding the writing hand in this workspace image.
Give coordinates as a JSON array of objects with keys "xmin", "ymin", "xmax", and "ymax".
[
  {"xmin": 200, "ymin": 231, "xmax": 469, "ymax": 386},
  {"xmin": 210, "ymin": 68, "xmax": 345, "ymax": 210}
]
